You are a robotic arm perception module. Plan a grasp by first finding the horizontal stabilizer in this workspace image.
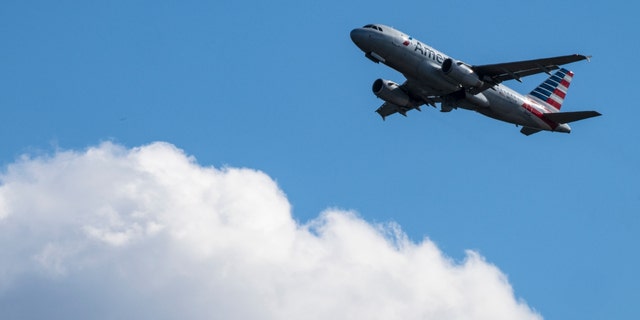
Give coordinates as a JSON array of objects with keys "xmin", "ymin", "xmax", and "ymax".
[
  {"xmin": 520, "ymin": 127, "xmax": 542, "ymax": 136},
  {"xmin": 543, "ymin": 111, "xmax": 602, "ymax": 123}
]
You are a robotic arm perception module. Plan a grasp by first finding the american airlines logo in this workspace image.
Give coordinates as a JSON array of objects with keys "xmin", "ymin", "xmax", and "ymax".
[{"xmin": 414, "ymin": 41, "xmax": 446, "ymax": 64}]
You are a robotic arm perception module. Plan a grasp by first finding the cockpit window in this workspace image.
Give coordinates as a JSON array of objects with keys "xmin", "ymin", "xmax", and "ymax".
[{"xmin": 363, "ymin": 24, "xmax": 383, "ymax": 32}]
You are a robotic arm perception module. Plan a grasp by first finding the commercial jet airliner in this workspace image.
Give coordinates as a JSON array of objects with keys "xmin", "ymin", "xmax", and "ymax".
[{"xmin": 350, "ymin": 24, "xmax": 601, "ymax": 135}]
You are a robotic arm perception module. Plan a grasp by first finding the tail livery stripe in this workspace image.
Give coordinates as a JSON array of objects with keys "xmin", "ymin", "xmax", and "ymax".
[
  {"xmin": 553, "ymin": 88, "xmax": 566, "ymax": 99},
  {"xmin": 528, "ymin": 68, "xmax": 574, "ymax": 110},
  {"xmin": 521, "ymin": 102, "xmax": 558, "ymax": 130},
  {"xmin": 546, "ymin": 96, "xmax": 562, "ymax": 109}
]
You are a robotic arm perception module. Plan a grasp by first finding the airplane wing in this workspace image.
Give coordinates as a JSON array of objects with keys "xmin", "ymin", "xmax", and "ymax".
[
  {"xmin": 374, "ymin": 79, "xmax": 441, "ymax": 120},
  {"xmin": 472, "ymin": 54, "xmax": 590, "ymax": 84},
  {"xmin": 376, "ymin": 102, "xmax": 407, "ymax": 120}
]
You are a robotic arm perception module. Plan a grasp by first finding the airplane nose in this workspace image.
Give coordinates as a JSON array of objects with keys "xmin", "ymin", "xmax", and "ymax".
[{"xmin": 350, "ymin": 28, "xmax": 367, "ymax": 45}]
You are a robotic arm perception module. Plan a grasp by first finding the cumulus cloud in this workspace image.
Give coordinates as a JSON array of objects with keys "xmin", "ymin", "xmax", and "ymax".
[{"xmin": 0, "ymin": 142, "xmax": 541, "ymax": 320}]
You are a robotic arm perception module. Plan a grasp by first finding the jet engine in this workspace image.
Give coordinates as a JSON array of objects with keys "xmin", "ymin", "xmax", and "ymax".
[
  {"xmin": 372, "ymin": 79, "xmax": 410, "ymax": 106},
  {"xmin": 441, "ymin": 58, "xmax": 484, "ymax": 89}
]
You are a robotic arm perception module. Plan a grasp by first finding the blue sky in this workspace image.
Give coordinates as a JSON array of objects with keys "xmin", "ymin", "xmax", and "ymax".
[{"xmin": 1, "ymin": 0, "xmax": 638, "ymax": 319}]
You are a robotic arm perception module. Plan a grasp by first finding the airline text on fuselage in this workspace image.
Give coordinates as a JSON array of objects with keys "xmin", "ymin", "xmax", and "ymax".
[{"xmin": 413, "ymin": 41, "xmax": 445, "ymax": 64}]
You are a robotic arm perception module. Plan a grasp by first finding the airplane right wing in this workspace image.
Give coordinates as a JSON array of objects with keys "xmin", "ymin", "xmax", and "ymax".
[{"xmin": 472, "ymin": 54, "xmax": 590, "ymax": 84}]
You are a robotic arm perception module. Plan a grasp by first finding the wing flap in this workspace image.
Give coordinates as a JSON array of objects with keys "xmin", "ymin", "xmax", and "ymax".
[
  {"xmin": 543, "ymin": 111, "xmax": 602, "ymax": 123},
  {"xmin": 473, "ymin": 54, "xmax": 590, "ymax": 83}
]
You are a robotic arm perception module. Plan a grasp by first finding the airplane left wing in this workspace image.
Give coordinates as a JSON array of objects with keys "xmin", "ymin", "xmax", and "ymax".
[
  {"xmin": 472, "ymin": 54, "xmax": 590, "ymax": 84},
  {"xmin": 376, "ymin": 102, "xmax": 407, "ymax": 120},
  {"xmin": 374, "ymin": 79, "xmax": 441, "ymax": 120}
]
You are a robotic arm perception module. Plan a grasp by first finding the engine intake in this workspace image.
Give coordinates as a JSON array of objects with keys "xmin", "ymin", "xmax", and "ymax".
[
  {"xmin": 441, "ymin": 58, "xmax": 484, "ymax": 89},
  {"xmin": 372, "ymin": 79, "xmax": 410, "ymax": 106}
]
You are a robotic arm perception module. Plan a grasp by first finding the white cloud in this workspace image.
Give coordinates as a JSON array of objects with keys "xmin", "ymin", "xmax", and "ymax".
[{"xmin": 0, "ymin": 142, "xmax": 541, "ymax": 320}]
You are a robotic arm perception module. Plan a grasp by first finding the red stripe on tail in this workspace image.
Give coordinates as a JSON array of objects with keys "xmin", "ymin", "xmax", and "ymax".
[
  {"xmin": 553, "ymin": 89, "xmax": 567, "ymax": 99},
  {"xmin": 546, "ymin": 98, "xmax": 562, "ymax": 109}
]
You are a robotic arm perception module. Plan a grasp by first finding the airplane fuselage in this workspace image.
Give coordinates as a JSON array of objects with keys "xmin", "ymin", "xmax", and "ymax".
[{"xmin": 350, "ymin": 24, "xmax": 572, "ymax": 133}]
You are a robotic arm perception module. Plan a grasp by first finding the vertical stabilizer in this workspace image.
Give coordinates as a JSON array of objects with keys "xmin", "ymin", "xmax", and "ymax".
[{"xmin": 528, "ymin": 68, "xmax": 574, "ymax": 110}]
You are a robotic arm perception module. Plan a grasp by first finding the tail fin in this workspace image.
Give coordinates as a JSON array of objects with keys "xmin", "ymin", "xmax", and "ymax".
[{"xmin": 528, "ymin": 68, "xmax": 574, "ymax": 110}]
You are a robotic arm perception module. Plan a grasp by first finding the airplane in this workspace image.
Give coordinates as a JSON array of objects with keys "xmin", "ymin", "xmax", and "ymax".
[{"xmin": 350, "ymin": 24, "xmax": 601, "ymax": 135}]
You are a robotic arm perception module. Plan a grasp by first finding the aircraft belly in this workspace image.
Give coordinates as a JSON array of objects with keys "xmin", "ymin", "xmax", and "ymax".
[
  {"xmin": 387, "ymin": 51, "xmax": 419, "ymax": 77},
  {"xmin": 415, "ymin": 61, "xmax": 459, "ymax": 93},
  {"xmin": 484, "ymin": 91, "xmax": 538, "ymax": 127}
]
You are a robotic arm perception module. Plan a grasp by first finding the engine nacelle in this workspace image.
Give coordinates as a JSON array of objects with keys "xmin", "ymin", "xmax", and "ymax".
[
  {"xmin": 372, "ymin": 79, "xmax": 410, "ymax": 106},
  {"xmin": 441, "ymin": 58, "xmax": 484, "ymax": 89}
]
